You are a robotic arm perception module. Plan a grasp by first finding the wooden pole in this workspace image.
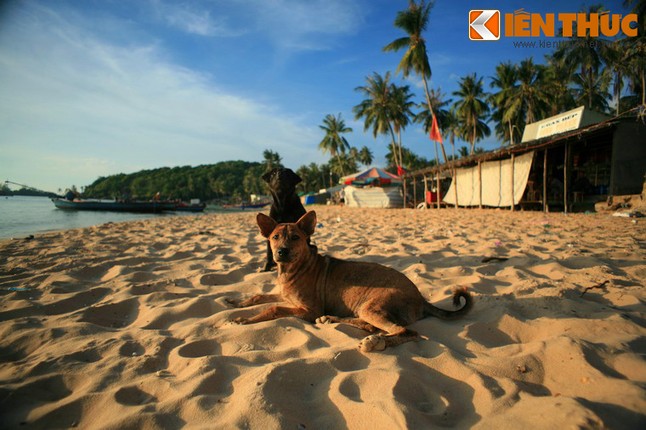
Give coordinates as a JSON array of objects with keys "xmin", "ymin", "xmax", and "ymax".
[
  {"xmin": 510, "ymin": 154, "xmax": 515, "ymax": 211},
  {"xmin": 423, "ymin": 175, "xmax": 428, "ymax": 208},
  {"xmin": 436, "ymin": 170, "xmax": 441, "ymax": 209},
  {"xmin": 543, "ymin": 148, "xmax": 548, "ymax": 213},
  {"xmin": 413, "ymin": 177, "xmax": 417, "ymax": 208},
  {"xmin": 403, "ymin": 178, "xmax": 407, "ymax": 208},
  {"xmin": 563, "ymin": 143, "xmax": 568, "ymax": 213},
  {"xmin": 478, "ymin": 161, "xmax": 483, "ymax": 209},
  {"xmin": 453, "ymin": 162, "xmax": 459, "ymax": 209}
]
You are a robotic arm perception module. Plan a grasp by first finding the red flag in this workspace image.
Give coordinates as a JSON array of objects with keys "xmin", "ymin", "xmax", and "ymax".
[
  {"xmin": 396, "ymin": 165, "xmax": 405, "ymax": 176},
  {"xmin": 430, "ymin": 114, "xmax": 443, "ymax": 143}
]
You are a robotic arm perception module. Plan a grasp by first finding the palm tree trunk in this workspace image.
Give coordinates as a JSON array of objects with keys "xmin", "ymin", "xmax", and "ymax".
[
  {"xmin": 421, "ymin": 76, "xmax": 448, "ymax": 164},
  {"xmin": 387, "ymin": 123, "xmax": 402, "ymax": 170}
]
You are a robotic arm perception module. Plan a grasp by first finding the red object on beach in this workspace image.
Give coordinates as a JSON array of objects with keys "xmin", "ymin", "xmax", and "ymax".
[{"xmin": 430, "ymin": 114, "xmax": 443, "ymax": 143}]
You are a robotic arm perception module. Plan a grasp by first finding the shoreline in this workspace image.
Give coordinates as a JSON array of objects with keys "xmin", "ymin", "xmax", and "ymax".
[{"xmin": 1, "ymin": 206, "xmax": 644, "ymax": 428}]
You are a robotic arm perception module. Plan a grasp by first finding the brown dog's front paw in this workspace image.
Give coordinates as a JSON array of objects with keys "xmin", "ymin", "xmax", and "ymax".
[
  {"xmin": 225, "ymin": 298, "xmax": 242, "ymax": 308},
  {"xmin": 359, "ymin": 335, "xmax": 386, "ymax": 352},
  {"xmin": 316, "ymin": 315, "xmax": 339, "ymax": 325}
]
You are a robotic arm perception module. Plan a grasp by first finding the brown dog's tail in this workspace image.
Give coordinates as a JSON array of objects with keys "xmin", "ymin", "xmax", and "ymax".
[{"xmin": 423, "ymin": 287, "xmax": 473, "ymax": 320}]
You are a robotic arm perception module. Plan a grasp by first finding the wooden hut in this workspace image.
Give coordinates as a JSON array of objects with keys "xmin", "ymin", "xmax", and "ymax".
[{"xmin": 405, "ymin": 107, "xmax": 646, "ymax": 212}]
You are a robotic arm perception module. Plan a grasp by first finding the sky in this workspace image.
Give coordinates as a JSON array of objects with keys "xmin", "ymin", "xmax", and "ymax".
[{"xmin": 0, "ymin": 0, "xmax": 636, "ymax": 193}]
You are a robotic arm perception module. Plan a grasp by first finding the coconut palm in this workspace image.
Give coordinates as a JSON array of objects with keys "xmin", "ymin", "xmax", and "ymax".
[
  {"xmin": 318, "ymin": 113, "xmax": 352, "ymax": 175},
  {"xmin": 389, "ymin": 83, "xmax": 416, "ymax": 170},
  {"xmin": 489, "ymin": 61, "xmax": 522, "ymax": 145},
  {"xmin": 414, "ymin": 87, "xmax": 451, "ymax": 165},
  {"xmin": 452, "ymin": 73, "xmax": 490, "ymax": 155},
  {"xmin": 358, "ymin": 146, "xmax": 374, "ymax": 167},
  {"xmin": 263, "ymin": 149, "xmax": 283, "ymax": 171},
  {"xmin": 572, "ymin": 69, "xmax": 612, "ymax": 113},
  {"xmin": 553, "ymin": 5, "xmax": 611, "ymax": 110},
  {"xmin": 518, "ymin": 59, "xmax": 551, "ymax": 123},
  {"xmin": 384, "ymin": 0, "xmax": 448, "ymax": 163},
  {"xmin": 543, "ymin": 55, "xmax": 577, "ymax": 116},
  {"xmin": 353, "ymin": 72, "xmax": 402, "ymax": 167}
]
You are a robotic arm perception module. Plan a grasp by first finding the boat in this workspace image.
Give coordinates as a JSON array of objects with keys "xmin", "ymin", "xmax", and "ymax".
[
  {"xmin": 222, "ymin": 201, "xmax": 270, "ymax": 210},
  {"xmin": 173, "ymin": 201, "xmax": 207, "ymax": 212},
  {"xmin": 52, "ymin": 198, "xmax": 176, "ymax": 213}
]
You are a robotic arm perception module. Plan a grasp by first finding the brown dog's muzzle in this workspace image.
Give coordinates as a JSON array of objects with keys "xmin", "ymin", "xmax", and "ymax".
[{"xmin": 275, "ymin": 247, "xmax": 291, "ymax": 262}]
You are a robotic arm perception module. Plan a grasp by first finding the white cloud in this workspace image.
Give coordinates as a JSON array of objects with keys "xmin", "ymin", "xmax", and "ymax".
[
  {"xmin": 148, "ymin": 0, "xmax": 244, "ymax": 37},
  {"xmin": 243, "ymin": 0, "xmax": 364, "ymax": 52},
  {"xmin": 0, "ymin": 2, "xmax": 323, "ymax": 191}
]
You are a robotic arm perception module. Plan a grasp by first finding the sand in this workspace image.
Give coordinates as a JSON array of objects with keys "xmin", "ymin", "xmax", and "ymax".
[{"xmin": 0, "ymin": 206, "xmax": 644, "ymax": 429}]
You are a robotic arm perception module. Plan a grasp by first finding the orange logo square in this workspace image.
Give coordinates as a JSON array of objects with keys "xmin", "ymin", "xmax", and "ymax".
[{"xmin": 469, "ymin": 10, "xmax": 500, "ymax": 41}]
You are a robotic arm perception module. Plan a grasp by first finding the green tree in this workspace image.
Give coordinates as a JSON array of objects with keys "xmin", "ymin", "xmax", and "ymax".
[
  {"xmin": 452, "ymin": 73, "xmax": 490, "ymax": 155},
  {"xmin": 553, "ymin": 5, "xmax": 611, "ymax": 110},
  {"xmin": 414, "ymin": 87, "xmax": 452, "ymax": 162},
  {"xmin": 318, "ymin": 113, "xmax": 352, "ymax": 175},
  {"xmin": 383, "ymin": 0, "xmax": 448, "ymax": 163},
  {"xmin": 357, "ymin": 146, "xmax": 374, "ymax": 167},
  {"xmin": 389, "ymin": 83, "xmax": 416, "ymax": 169},
  {"xmin": 353, "ymin": 72, "xmax": 401, "ymax": 167},
  {"xmin": 263, "ymin": 150, "xmax": 283, "ymax": 171},
  {"xmin": 543, "ymin": 54, "xmax": 577, "ymax": 116},
  {"xmin": 489, "ymin": 61, "xmax": 522, "ymax": 145}
]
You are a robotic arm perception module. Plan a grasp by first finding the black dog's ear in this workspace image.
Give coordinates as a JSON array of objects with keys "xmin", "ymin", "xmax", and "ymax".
[
  {"xmin": 262, "ymin": 168, "xmax": 277, "ymax": 183},
  {"xmin": 287, "ymin": 169, "xmax": 302, "ymax": 185},
  {"xmin": 296, "ymin": 211, "xmax": 317, "ymax": 237},
  {"xmin": 257, "ymin": 213, "xmax": 277, "ymax": 238}
]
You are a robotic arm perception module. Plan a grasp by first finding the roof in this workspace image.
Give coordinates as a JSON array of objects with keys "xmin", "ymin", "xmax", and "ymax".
[
  {"xmin": 405, "ymin": 107, "xmax": 644, "ymax": 179},
  {"xmin": 341, "ymin": 167, "xmax": 402, "ymax": 185}
]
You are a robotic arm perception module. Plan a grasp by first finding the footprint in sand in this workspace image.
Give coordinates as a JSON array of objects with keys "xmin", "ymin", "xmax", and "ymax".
[
  {"xmin": 178, "ymin": 339, "xmax": 221, "ymax": 358},
  {"xmin": 80, "ymin": 298, "xmax": 139, "ymax": 328},
  {"xmin": 114, "ymin": 385, "xmax": 157, "ymax": 405}
]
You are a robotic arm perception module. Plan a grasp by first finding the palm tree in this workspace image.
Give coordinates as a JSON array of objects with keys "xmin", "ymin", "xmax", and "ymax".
[
  {"xmin": 414, "ymin": 87, "xmax": 451, "ymax": 166},
  {"xmin": 353, "ymin": 72, "xmax": 401, "ymax": 167},
  {"xmin": 452, "ymin": 73, "xmax": 490, "ymax": 155},
  {"xmin": 516, "ymin": 58, "xmax": 551, "ymax": 124},
  {"xmin": 553, "ymin": 5, "xmax": 611, "ymax": 110},
  {"xmin": 263, "ymin": 150, "xmax": 283, "ymax": 171},
  {"xmin": 383, "ymin": 0, "xmax": 448, "ymax": 163},
  {"xmin": 389, "ymin": 83, "xmax": 416, "ymax": 170},
  {"xmin": 358, "ymin": 146, "xmax": 374, "ymax": 167},
  {"xmin": 318, "ymin": 113, "xmax": 352, "ymax": 175},
  {"xmin": 543, "ymin": 54, "xmax": 577, "ymax": 116},
  {"xmin": 489, "ymin": 61, "xmax": 523, "ymax": 145},
  {"xmin": 572, "ymin": 69, "xmax": 611, "ymax": 113}
]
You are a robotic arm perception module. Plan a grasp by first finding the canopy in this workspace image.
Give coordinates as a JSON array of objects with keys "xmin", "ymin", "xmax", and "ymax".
[
  {"xmin": 443, "ymin": 151, "xmax": 534, "ymax": 207},
  {"xmin": 340, "ymin": 167, "xmax": 402, "ymax": 186}
]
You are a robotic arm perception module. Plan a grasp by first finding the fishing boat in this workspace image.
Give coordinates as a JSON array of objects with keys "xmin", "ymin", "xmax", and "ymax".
[
  {"xmin": 52, "ymin": 198, "xmax": 176, "ymax": 213},
  {"xmin": 222, "ymin": 201, "xmax": 270, "ymax": 210},
  {"xmin": 173, "ymin": 201, "xmax": 207, "ymax": 212}
]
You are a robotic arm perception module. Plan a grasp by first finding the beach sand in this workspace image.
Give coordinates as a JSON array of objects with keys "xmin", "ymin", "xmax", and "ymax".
[{"xmin": 1, "ymin": 206, "xmax": 644, "ymax": 429}]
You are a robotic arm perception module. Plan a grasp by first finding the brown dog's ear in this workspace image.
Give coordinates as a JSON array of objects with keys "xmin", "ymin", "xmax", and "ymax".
[
  {"xmin": 257, "ymin": 213, "xmax": 277, "ymax": 238},
  {"xmin": 296, "ymin": 211, "xmax": 317, "ymax": 237}
]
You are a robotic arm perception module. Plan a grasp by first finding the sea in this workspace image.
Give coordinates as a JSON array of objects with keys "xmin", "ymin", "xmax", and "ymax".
[{"xmin": 0, "ymin": 196, "xmax": 207, "ymax": 240}]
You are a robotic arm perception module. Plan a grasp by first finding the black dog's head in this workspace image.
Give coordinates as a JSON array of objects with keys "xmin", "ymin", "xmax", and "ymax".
[{"xmin": 262, "ymin": 168, "xmax": 302, "ymax": 195}]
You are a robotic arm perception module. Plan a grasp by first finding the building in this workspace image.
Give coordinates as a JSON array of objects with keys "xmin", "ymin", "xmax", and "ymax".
[{"xmin": 405, "ymin": 106, "xmax": 646, "ymax": 212}]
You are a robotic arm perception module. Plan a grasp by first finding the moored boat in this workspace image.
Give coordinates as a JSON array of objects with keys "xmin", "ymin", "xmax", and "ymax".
[
  {"xmin": 173, "ymin": 201, "xmax": 207, "ymax": 212},
  {"xmin": 52, "ymin": 198, "xmax": 176, "ymax": 213}
]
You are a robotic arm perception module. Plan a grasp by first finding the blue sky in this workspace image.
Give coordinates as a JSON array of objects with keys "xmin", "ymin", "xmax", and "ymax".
[{"xmin": 0, "ymin": 0, "xmax": 635, "ymax": 193}]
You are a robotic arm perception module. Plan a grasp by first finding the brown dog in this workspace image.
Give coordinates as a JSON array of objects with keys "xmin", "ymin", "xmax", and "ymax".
[{"xmin": 229, "ymin": 211, "xmax": 473, "ymax": 352}]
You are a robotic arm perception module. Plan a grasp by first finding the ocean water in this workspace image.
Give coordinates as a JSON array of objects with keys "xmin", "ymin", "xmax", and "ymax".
[{"xmin": 0, "ymin": 196, "xmax": 204, "ymax": 239}]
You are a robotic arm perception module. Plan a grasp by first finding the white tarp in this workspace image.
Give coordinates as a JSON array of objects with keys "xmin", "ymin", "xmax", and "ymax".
[
  {"xmin": 444, "ymin": 151, "xmax": 534, "ymax": 207},
  {"xmin": 344, "ymin": 185, "xmax": 403, "ymax": 208}
]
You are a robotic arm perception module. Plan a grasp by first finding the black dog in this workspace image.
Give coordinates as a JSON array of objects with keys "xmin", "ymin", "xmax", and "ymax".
[{"xmin": 261, "ymin": 168, "xmax": 308, "ymax": 271}]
